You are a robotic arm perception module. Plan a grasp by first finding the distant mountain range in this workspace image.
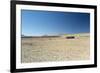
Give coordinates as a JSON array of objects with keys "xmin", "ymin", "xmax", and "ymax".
[{"xmin": 21, "ymin": 33, "xmax": 89, "ymax": 38}]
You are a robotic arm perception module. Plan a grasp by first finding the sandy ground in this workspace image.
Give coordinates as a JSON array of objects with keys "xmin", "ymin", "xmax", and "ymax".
[{"xmin": 21, "ymin": 35, "xmax": 90, "ymax": 63}]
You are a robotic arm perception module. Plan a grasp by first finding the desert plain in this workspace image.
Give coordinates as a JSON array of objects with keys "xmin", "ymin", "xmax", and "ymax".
[{"xmin": 21, "ymin": 33, "xmax": 90, "ymax": 63}]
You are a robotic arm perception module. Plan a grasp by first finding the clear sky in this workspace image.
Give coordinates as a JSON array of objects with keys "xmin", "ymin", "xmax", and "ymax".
[{"xmin": 21, "ymin": 10, "xmax": 90, "ymax": 36}]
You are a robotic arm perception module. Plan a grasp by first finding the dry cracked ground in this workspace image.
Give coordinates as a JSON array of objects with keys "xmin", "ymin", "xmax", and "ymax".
[{"xmin": 21, "ymin": 34, "xmax": 90, "ymax": 63}]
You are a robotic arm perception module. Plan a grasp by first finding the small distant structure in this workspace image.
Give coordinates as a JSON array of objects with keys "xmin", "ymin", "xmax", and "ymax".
[
  {"xmin": 61, "ymin": 34, "xmax": 75, "ymax": 39},
  {"xmin": 66, "ymin": 36, "xmax": 75, "ymax": 39}
]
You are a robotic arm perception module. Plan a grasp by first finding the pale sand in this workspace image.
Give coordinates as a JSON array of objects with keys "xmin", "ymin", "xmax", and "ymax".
[{"xmin": 21, "ymin": 35, "xmax": 90, "ymax": 63}]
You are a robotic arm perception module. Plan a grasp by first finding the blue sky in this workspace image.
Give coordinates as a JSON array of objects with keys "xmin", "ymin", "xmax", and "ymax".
[{"xmin": 21, "ymin": 10, "xmax": 90, "ymax": 36}]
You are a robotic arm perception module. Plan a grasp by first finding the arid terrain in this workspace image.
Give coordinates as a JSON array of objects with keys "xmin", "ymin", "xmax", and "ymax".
[{"xmin": 21, "ymin": 33, "xmax": 90, "ymax": 63}]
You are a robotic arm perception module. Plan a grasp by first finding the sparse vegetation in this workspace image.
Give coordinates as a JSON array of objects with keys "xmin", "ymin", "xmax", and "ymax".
[{"xmin": 21, "ymin": 33, "xmax": 90, "ymax": 63}]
